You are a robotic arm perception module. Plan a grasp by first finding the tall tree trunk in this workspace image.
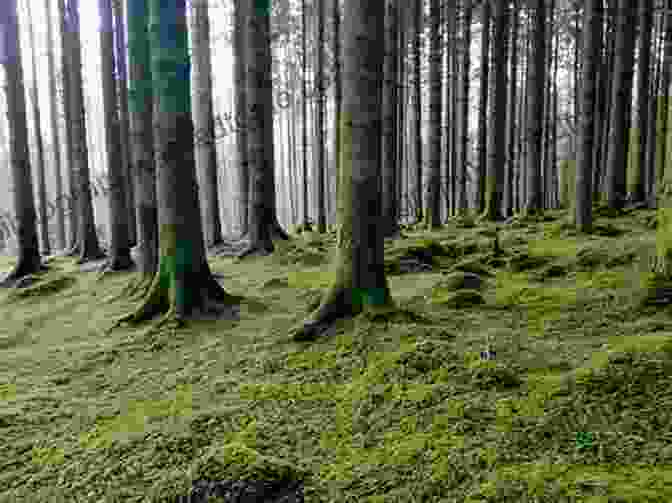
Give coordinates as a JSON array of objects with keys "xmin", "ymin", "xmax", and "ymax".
[
  {"xmin": 505, "ymin": 0, "xmax": 519, "ymax": 217},
  {"xmin": 127, "ymin": 0, "xmax": 157, "ymax": 282},
  {"xmin": 476, "ymin": 0, "xmax": 490, "ymax": 213},
  {"xmin": 112, "ymin": 0, "xmax": 241, "ymax": 331},
  {"xmin": 45, "ymin": 0, "xmax": 66, "ymax": 251},
  {"xmin": 237, "ymin": 0, "xmax": 289, "ymax": 258},
  {"xmin": 233, "ymin": 0, "xmax": 249, "ymax": 237},
  {"xmin": 292, "ymin": 0, "xmax": 397, "ymax": 341},
  {"xmin": 23, "ymin": 0, "xmax": 50, "ymax": 256},
  {"xmin": 413, "ymin": 0, "xmax": 423, "ymax": 222},
  {"xmin": 66, "ymin": 0, "xmax": 105, "ymax": 263},
  {"xmin": 332, "ymin": 0, "xmax": 341, "ymax": 220},
  {"xmin": 457, "ymin": 0, "xmax": 471, "ymax": 214},
  {"xmin": 629, "ymin": 0, "xmax": 652, "ymax": 204},
  {"xmin": 645, "ymin": 11, "xmax": 662, "ymax": 202},
  {"xmin": 301, "ymin": 0, "xmax": 311, "ymax": 231},
  {"xmin": 575, "ymin": 0, "xmax": 602, "ymax": 232},
  {"xmin": 605, "ymin": 0, "xmax": 637, "ymax": 210},
  {"xmin": 315, "ymin": 0, "xmax": 326, "ymax": 233},
  {"xmin": 482, "ymin": 0, "xmax": 508, "ymax": 221},
  {"xmin": 58, "ymin": 0, "xmax": 79, "ymax": 254},
  {"xmin": 98, "ymin": 0, "xmax": 132, "ymax": 271},
  {"xmin": 523, "ymin": 0, "xmax": 546, "ymax": 215},
  {"xmin": 658, "ymin": 0, "xmax": 672, "ymax": 193},
  {"xmin": 382, "ymin": 0, "xmax": 399, "ymax": 237},
  {"xmin": 0, "ymin": 0, "xmax": 43, "ymax": 285},
  {"xmin": 113, "ymin": 0, "xmax": 136, "ymax": 247},
  {"xmin": 424, "ymin": 0, "xmax": 442, "ymax": 228},
  {"xmin": 189, "ymin": 0, "xmax": 224, "ymax": 249}
]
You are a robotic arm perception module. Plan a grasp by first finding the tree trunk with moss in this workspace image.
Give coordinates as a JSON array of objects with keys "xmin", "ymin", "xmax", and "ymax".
[
  {"xmin": 189, "ymin": 0, "xmax": 224, "ymax": 249},
  {"xmin": 24, "ymin": 0, "xmax": 50, "ymax": 257},
  {"xmin": 424, "ymin": 0, "xmax": 442, "ymax": 229},
  {"xmin": 292, "ymin": 0, "xmax": 396, "ymax": 341},
  {"xmin": 0, "ymin": 0, "xmax": 43, "ymax": 286},
  {"xmin": 126, "ymin": 0, "xmax": 157, "ymax": 284},
  {"xmin": 112, "ymin": 0, "xmax": 241, "ymax": 330},
  {"xmin": 481, "ymin": 0, "xmax": 508, "ymax": 221},
  {"xmin": 98, "ymin": 0, "xmax": 133, "ymax": 271},
  {"xmin": 66, "ymin": 0, "xmax": 105, "ymax": 263}
]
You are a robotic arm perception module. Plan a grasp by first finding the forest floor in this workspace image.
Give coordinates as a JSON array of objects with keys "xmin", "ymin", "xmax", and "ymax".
[{"xmin": 2, "ymin": 207, "xmax": 672, "ymax": 502}]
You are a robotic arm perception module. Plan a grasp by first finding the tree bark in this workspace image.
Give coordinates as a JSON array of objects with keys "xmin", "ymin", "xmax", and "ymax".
[
  {"xmin": 523, "ymin": 0, "xmax": 546, "ymax": 215},
  {"xmin": 382, "ymin": 0, "xmax": 399, "ymax": 237},
  {"xmin": 575, "ymin": 0, "xmax": 602, "ymax": 232},
  {"xmin": 315, "ymin": 0, "xmax": 326, "ymax": 233},
  {"xmin": 629, "ymin": 0, "xmax": 652, "ymax": 204},
  {"xmin": 413, "ymin": 0, "xmax": 423, "ymax": 223},
  {"xmin": 292, "ymin": 0, "xmax": 396, "ymax": 341},
  {"xmin": 189, "ymin": 0, "xmax": 224, "ymax": 248},
  {"xmin": 98, "ymin": 0, "xmax": 133, "ymax": 271},
  {"xmin": 476, "ymin": 0, "xmax": 490, "ymax": 213},
  {"xmin": 113, "ymin": 0, "xmax": 136, "ymax": 248},
  {"xmin": 424, "ymin": 0, "xmax": 442, "ymax": 228},
  {"xmin": 233, "ymin": 0, "xmax": 249, "ymax": 237},
  {"xmin": 457, "ymin": 0, "xmax": 471, "ymax": 214},
  {"xmin": 127, "ymin": 0, "xmax": 157, "ymax": 280},
  {"xmin": 23, "ymin": 0, "xmax": 50, "ymax": 257},
  {"xmin": 112, "ymin": 0, "xmax": 241, "ymax": 331},
  {"xmin": 482, "ymin": 0, "xmax": 508, "ymax": 221},
  {"xmin": 66, "ymin": 0, "xmax": 106, "ymax": 263},
  {"xmin": 45, "ymin": 0, "xmax": 66, "ymax": 251},
  {"xmin": 0, "ymin": 0, "xmax": 43, "ymax": 285},
  {"xmin": 605, "ymin": 0, "xmax": 637, "ymax": 210}
]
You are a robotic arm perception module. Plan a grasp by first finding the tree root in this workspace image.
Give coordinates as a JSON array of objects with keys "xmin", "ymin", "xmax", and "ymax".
[
  {"xmin": 103, "ymin": 274, "xmax": 153, "ymax": 303},
  {"xmin": 0, "ymin": 262, "xmax": 49, "ymax": 288},
  {"xmin": 107, "ymin": 269, "xmax": 243, "ymax": 335},
  {"xmin": 236, "ymin": 242, "xmax": 274, "ymax": 259},
  {"xmin": 290, "ymin": 288, "xmax": 423, "ymax": 342}
]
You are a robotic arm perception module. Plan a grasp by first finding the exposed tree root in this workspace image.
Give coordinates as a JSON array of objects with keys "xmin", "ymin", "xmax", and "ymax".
[
  {"xmin": 236, "ymin": 242, "xmax": 274, "ymax": 259},
  {"xmin": 291, "ymin": 286, "xmax": 425, "ymax": 342},
  {"xmin": 0, "ymin": 262, "xmax": 49, "ymax": 288},
  {"xmin": 107, "ymin": 268, "xmax": 243, "ymax": 335}
]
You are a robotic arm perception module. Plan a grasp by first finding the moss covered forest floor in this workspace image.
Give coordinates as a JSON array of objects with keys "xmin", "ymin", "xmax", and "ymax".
[{"xmin": 3, "ymin": 207, "xmax": 672, "ymax": 502}]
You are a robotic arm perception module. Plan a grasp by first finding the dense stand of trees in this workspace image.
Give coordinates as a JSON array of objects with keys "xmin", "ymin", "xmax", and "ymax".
[{"xmin": 2, "ymin": 0, "xmax": 672, "ymax": 332}]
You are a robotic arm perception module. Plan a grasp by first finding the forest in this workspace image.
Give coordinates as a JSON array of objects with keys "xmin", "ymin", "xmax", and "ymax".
[{"xmin": 2, "ymin": 0, "xmax": 672, "ymax": 501}]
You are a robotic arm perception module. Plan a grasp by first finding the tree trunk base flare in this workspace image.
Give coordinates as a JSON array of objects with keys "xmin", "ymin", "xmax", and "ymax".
[
  {"xmin": 102, "ymin": 252, "xmax": 135, "ymax": 273},
  {"xmin": 76, "ymin": 241, "xmax": 106, "ymax": 265},
  {"xmin": 290, "ymin": 285, "xmax": 430, "ymax": 342},
  {"xmin": 64, "ymin": 243, "xmax": 82, "ymax": 257},
  {"xmin": 108, "ymin": 260, "xmax": 244, "ymax": 335},
  {"xmin": 0, "ymin": 260, "xmax": 48, "ymax": 288}
]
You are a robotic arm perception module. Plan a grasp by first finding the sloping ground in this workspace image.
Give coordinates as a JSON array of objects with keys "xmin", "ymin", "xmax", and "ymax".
[{"xmin": 2, "ymin": 208, "xmax": 672, "ymax": 502}]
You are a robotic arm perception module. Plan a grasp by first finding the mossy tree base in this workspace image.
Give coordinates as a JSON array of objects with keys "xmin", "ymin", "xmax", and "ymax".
[
  {"xmin": 0, "ymin": 261, "xmax": 49, "ymax": 288},
  {"xmin": 291, "ymin": 286, "xmax": 429, "ymax": 341},
  {"xmin": 109, "ymin": 257, "xmax": 244, "ymax": 335}
]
